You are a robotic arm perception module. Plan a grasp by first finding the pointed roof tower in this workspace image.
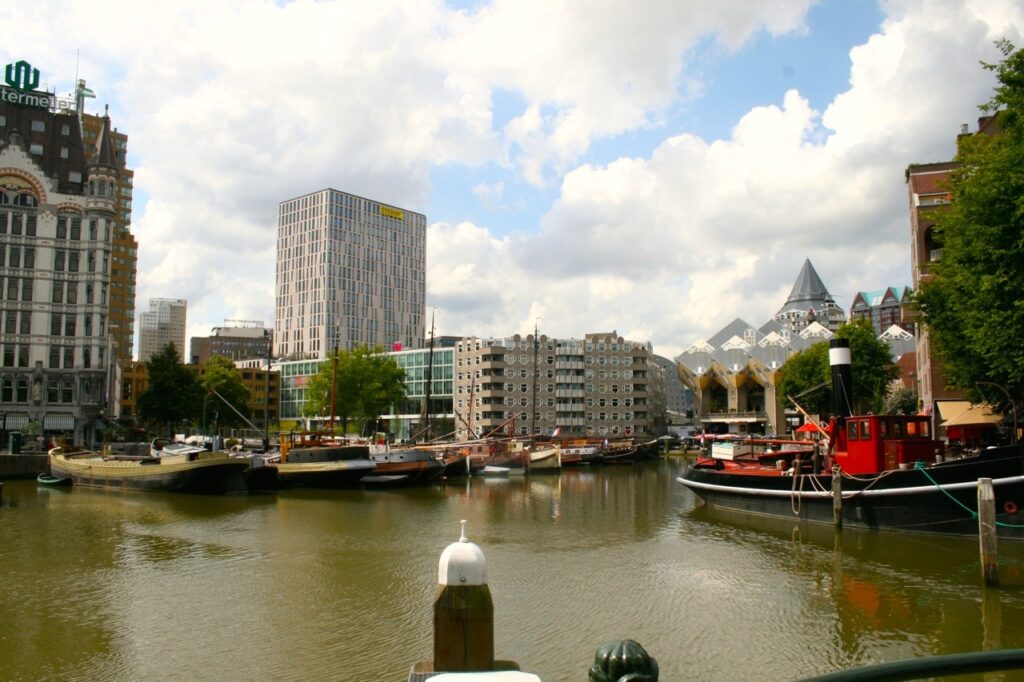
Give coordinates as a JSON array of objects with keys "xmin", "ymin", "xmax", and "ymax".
[
  {"xmin": 774, "ymin": 259, "xmax": 846, "ymax": 332},
  {"xmin": 88, "ymin": 107, "xmax": 118, "ymax": 170}
]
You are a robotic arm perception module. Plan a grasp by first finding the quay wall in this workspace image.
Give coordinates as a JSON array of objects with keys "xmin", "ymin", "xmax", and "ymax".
[{"xmin": 0, "ymin": 454, "xmax": 48, "ymax": 478}]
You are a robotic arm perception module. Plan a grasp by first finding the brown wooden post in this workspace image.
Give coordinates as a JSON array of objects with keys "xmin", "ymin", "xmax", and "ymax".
[
  {"xmin": 978, "ymin": 478, "xmax": 999, "ymax": 587},
  {"xmin": 832, "ymin": 465, "xmax": 842, "ymax": 529}
]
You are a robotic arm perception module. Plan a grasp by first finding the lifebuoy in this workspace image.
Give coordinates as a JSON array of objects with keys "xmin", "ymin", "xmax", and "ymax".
[{"xmin": 1004, "ymin": 500, "xmax": 1019, "ymax": 514}]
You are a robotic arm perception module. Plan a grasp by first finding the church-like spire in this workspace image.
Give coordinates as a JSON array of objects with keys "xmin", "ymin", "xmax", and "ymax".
[
  {"xmin": 782, "ymin": 259, "xmax": 834, "ymax": 309},
  {"xmin": 775, "ymin": 258, "xmax": 845, "ymax": 332},
  {"xmin": 89, "ymin": 106, "xmax": 117, "ymax": 169}
]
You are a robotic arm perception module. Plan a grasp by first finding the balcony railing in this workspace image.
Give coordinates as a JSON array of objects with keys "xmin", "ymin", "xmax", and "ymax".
[{"xmin": 702, "ymin": 410, "xmax": 768, "ymax": 422}]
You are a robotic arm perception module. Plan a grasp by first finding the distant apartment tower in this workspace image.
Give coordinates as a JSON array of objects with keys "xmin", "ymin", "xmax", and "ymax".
[
  {"xmin": 139, "ymin": 298, "xmax": 187, "ymax": 362},
  {"xmin": 274, "ymin": 189, "xmax": 426, "ymax": 359},
  {"xmin": 190, "ymin": 320, "xmax": 272, "ymax": 365},
  {"xmin": 81, "ymin": 113, "xmax": 136, "ymax": 364}
]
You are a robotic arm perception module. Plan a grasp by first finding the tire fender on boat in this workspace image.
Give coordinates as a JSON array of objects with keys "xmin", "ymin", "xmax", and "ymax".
[{"xmin": 1004, "ymin": 500, "xmax": 1019, "ymax": 514}]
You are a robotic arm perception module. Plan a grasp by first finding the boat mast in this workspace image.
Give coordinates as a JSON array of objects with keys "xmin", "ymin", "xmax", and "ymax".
[
  {"xmin": 264, "ymin": 335, "xmax": 272, "ymax": 451},
  {"xmin": 328, "ymin": 344, "xmax": 338, "ymax": 434},
  {"xmin": 422, "ymin": 310, "xmax": 436, "ymax": 442},
  {"xmin": 467, "ymin": 374, "xmax": 475, "ymax": 441}
]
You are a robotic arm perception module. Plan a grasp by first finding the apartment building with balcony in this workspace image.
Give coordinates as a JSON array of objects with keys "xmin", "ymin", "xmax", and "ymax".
[{"xmin": 453, "ymin": 331, "xmax": 665, "ymax": 440}]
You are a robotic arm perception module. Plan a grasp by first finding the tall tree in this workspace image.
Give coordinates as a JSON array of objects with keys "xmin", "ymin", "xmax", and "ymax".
[
  {"xmin": 777, "ymin": 320, "xmax": 899, "ymax": 418},
  {"xmin": 917, "ymin": 41, "xmax": 1024, "ymax": 407},
  {"xmin": 200, "ymin": 355, "xmax": 252, "ymax": 429},
  {"xmin": 302, "ymin": 345, "xmax": 406, "ymax": 434},
  {"xmin": 137, "ymin": 344, "xmax": 204, "ymax": 436}
]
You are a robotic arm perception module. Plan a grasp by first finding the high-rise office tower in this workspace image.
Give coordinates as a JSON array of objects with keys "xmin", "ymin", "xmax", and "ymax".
[
  {"xmin": 274, "ymin": 189, "xmax": 425, "ymax": 359},
  {"xmin": 139, "ymin": 298, "xmax": 187, "ymax": 362}
]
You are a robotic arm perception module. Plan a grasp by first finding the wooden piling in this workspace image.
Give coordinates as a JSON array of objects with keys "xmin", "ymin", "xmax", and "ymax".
[
  {"xmin": 434, "ymin": 584, "xmax": 494, "ymax": 671},
  {"xmin": 978, "ymin": 478, "xmax": 999, "ymax": 587},
  {"xmin": 832, "ymin": 466, "xmax": 842, "ymax": 529}
]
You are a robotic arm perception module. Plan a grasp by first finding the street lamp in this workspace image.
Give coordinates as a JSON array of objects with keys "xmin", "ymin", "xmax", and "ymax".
[{"xmin": 977, "ymin": 381, "xmax": 1018, "ymax": 445}]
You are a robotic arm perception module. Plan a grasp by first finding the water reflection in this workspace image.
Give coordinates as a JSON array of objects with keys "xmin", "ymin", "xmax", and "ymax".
[
  {"xmin": 683, "ymin": 498, "xmax": 1024, "ymax": 676},
  {"xmin": 4, "ymin": 463, "xmax": 1024, "ymax": 680}
]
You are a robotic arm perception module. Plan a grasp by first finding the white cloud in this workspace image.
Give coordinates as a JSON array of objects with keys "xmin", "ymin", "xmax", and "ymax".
[
  {"xmin": 426, "ymin": 1, "xmax": 1024, "ymax": 356},
  {"xmin": 4, "ymin": 0, "xmax": 1023, "ymax": 360}
]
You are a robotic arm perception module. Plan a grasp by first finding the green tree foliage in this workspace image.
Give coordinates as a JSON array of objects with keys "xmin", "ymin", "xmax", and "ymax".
[
  {"xmin": 200, "ymin": 355, "xmax": 252, "ymax": 429},
  {"xmin": 883, "ymin": 386, "xmax": 920, "ymax": 415},
  {"xmin": 302, "ymin": 345, "xmax": 406, "ymax": 434},
  {"xmin": 777, "ymin": 320, "xmax": 899, "ymax": 418},
  {"xmin": 776, "ymin": 341, "xmax": 831, "ymax": 417},
  {"xmin": 137, "ymin": 344, "xmax": 204, "ymax": 436},
  {"xmin": 916, "ymin": 41, "xmax": 1024, "ymax": 407}
]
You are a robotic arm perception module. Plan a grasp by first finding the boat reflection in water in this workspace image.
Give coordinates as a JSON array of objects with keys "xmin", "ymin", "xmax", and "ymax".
[{"xmin": 683, "ymin": 501, "xmax": 1024, "ymax": 669}]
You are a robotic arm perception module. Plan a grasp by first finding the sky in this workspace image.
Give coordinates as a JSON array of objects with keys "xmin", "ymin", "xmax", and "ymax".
[{"xmin": 5, "ymin": 0, "xmax": 1023, "ymax": 359}]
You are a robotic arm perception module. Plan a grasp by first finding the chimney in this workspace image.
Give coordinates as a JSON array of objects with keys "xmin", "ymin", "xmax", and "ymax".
[{"xmin": 829, "ymin": 338, "xmax": 853, "ymax": 418}]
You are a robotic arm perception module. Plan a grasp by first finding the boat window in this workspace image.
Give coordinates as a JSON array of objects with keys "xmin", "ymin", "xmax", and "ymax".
[
  {"xmin": 860, "ymin": 421, "xmax": 871, "ymax": 440},
  {"xmin": 880, "ymin": 420, "xmax": 889, "ymax": 437},
  {"xmin": 920, "ymin": 421, "xmax": 930, "ymax": 437},
  {"xmin": 892, "ymin": 421, "xmax": 903, "ymax": 437},
  {"xmin": 847, "ymin": 421, "xmax": 859, "ymax": 441},
  {"xmin": 906, "ymin": 420, "xmax": 918, "ymax": 436}
]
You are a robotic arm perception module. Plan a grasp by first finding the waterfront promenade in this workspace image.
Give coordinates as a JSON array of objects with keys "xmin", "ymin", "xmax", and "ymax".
[{"xmin": 3, "ymin": 459, "xmax": 1024, "ymax": 680}]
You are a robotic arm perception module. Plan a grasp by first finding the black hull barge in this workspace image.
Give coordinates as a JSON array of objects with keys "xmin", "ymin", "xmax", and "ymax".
[
  {"xmin": 680, "ymin": 445, "xmax": 1024, "ymax": 538},
  {"xmin": 678, "ymin": 338, "xmax": 1024, "ymax": 540}
]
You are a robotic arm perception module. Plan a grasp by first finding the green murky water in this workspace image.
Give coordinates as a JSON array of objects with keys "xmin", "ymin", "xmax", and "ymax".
[{"xmin": 3, "ymin": 459, "xmax": 1024, "ymax": 681}]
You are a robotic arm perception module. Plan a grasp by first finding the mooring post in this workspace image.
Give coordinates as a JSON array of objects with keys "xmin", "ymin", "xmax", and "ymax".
[
  {"xmin": 978, "ymin": 478, "xmax": 999, "ymax": 587},
  {"xmin": 832, "ymin": 465, "xmax": 842, "ymax": 529},
  {"xmin": 407, "ymin": 520, "xmax": 537, "ymax": 680},
  {"xmin": 434, "ymin": 520, "xmax": 494, "ymax": 671}
]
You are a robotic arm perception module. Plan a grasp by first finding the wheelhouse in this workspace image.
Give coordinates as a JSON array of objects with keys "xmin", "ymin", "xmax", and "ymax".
[{"xmin": 832, "ymin": 414, "xmax": 943, "ymax": 475}]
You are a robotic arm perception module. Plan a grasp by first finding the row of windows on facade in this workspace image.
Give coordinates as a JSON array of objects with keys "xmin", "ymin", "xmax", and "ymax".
[
  {"xmin": 279, "ymin": 208, "xmax": 425, "ymax": 231},
  {"xmin": 1, "ymin": 376, "xmax": 101, "ymax": 404},
  {"xmin": 461, "ymin": 396, "xmax": 640, "ymax": 408},
  {"xmin": 458, "ymin": 339, "xmax": 642, "ymax": 353},
  {"xmin": 457, "ymin": 354, "xmax": 638, "ymax": 368},
  {"xmin": 458, "ymin": 404, "xmax": 642, "ymax": 421},
  {"xmin": 456, "ymin": 382, "xmax": 642, "ymax": 395},
  {"xmin": 3, "ymin": 306, "xmax": 107, "ymax": 336},
  {"xmin": 0, "ymin": 211, "xmax": 113, "ymax": 241},
  {"xmin": 2, "ymin": 342, "xmax": 105, "ymax": 369},
  {"xmin": 277, "ymin": 222, "xmax": 425, "ymax": 247},
  {"xmin": 22, "ymin": 118, "xmax": 73, "ymax": 136},
  {"xmin": 456, "ymin": 369, "xmax": 640, "ymax": 384},
  {"xmin": 459, "ymin": 421, "xmax": 645, "ymax": 437},
  {"xmin": 1, "ymin": 249, "xmax": 109, "ymax": 276}
]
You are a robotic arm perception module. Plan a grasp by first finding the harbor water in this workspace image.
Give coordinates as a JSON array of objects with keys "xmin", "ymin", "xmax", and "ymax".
[{"xmin": 4, "ymin": 458, "xmax": 1024, "ymax": 680}]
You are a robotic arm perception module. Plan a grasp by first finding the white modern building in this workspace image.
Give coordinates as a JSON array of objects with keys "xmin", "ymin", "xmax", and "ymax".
[
  {"xmin": 138, "ymin": 298, "xmax": 187, "ymax": 362},
  {"xmin": 274, "ymin": 189, "xmax": 426, "ymax": 359}
]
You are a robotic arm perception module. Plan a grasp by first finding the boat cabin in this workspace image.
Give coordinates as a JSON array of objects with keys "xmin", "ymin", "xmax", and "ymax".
[{"xmin": 832, "ymin": 414, "xmax": 942, "ymax": 475}]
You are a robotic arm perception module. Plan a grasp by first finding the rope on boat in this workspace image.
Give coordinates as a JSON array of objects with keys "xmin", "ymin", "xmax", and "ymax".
[
  {"xmin": 838, "ymin": 468, "xmax": 898, "ymax": 499},
  {"xmin": 911, "ymin": 461, "xmax": 1024, "ymax": 528},
  {"xmin": 912, "ymin": 461, "xmax": 978, "ymax": 520}
]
